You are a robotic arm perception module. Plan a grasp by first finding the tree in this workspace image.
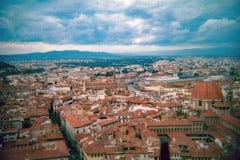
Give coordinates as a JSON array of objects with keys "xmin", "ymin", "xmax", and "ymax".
[
  {"xmin": 194, "ymin": 73, "xmax": 199, "ymax": 77},
  {"xmin": 105, "ymin": 71, "xmax": 113, "ymax": 77}
]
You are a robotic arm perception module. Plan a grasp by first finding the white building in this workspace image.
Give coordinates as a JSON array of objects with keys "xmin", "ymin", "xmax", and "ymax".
[{"xmin": 88, "ymin": 90, "xmax": 105, "ymax": 102}]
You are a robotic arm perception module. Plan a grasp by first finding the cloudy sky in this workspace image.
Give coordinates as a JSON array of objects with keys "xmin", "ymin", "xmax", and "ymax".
[{"xmin": 0, "ymin": 0, "xmax": 239, "ymax": 54}]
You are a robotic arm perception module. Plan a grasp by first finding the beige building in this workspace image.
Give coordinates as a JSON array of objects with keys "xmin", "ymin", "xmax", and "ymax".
[
  {"xmin": 147, "ymin": 118, "xmax": 203, "ymax": 135},
  {"xmin": 211, "ymin": 102, "xmax": 230, "ymax": 115},
  {"xmin": 219, "ymin": 114, "xmax": 240, "ymax": 134},
  {"xmin": 191, "ymin": 81, "xmax": 223, "ymax": 110}
]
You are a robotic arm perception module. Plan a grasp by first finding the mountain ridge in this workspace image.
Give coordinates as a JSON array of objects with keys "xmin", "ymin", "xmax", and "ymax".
[
  {"xmin": 0, "ymin": 48, "xmax": 239, "ymax": 62},
  {"xmin": 0, "ymin": 50, "xmax": 119, "ymax": 61}
]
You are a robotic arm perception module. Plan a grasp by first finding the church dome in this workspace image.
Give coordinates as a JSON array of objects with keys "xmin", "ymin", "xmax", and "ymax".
[{"xmin": 191, "ymin": 81, "xmax": 223, "ymax": 100}]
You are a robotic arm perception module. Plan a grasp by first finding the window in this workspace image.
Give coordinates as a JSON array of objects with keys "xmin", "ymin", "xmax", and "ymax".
[{"xmin": 198, "ymin": 101, "xmax": 202, "ymax": 106}]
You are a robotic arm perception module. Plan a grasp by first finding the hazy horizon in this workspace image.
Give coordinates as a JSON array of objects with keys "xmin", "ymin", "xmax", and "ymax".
[{"xmin": 0, "ymin": 0, "xmax": 239, "ymax": 55}]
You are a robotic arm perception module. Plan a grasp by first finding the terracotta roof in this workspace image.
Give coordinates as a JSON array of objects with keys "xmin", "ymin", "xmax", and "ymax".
[
  {"xmin": 168, "ymin": 132, "xmax": 189, "ymax": 140},
  {"xmin": 29, "ymin": 140, "xmax": 70, "ymax": 159},
  {"xmin": 142, "ymin": 129, "xmax": 158, "ymax": 139},
  {"xmin": 202, "ymin": 110, "xmax": 218, "ymax": 117},
  {"xmin": 170, "ymin": 145, "xmax": 181, "ymax": 154},
  {"xmin": 0, "ymin": 140, "xmax": 70, "ymax": 160},
  {"xmin": 75, "ymin": 133, "xmax": 89, "ymax": 141},
  {"xmin": 189, "ymin": 116, "xmax": 203, "ymax": 122},
  {"xmin": 191, "ymin": 81, "xmax": 223, "ymax": 100},
  {"xmin": 45, "ymin": 132, "xmax": 63, "ymax": 141},
  {"xmin": 212, "ymin": 102, "xmax": 230, "ymax": 108},
  {"xmin": 0, "ymin": 147, "xmax": 30, "ymax": 160},
  {"xmin": 84, "ymin": 143, "xmax": 105, "ymax": 154},
  {"xmin": 219, "ymin": 114, "xmax": 240, "ymax": 128},
  {"xmin": 29, "ymin": 108, "xmax": 49, "ymax": 117},
  {"xmin": 65, "ymin": 114, "xmax": 93, "ymax": 128},
  {"xmin": 147, "ymin": 119, "xmax": 192, "ymax": 127},
  {"xmin": 98, "ymin": 118, "xmax": 118, "ymax": 127},
  {"xmin": 127, "ymin": 97, "xmax": 149, "ymax": 104}
]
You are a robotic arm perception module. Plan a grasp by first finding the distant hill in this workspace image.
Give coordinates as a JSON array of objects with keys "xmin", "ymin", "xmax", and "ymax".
[
  {"xmin": 0, "ymin": 50, "xmax": 118, "ymax": 61},
  {"xmin": 0, "ymin": 47, "xmax": 239, "ymax": 62},
  {"xmin": 0, "ymin": 61, "xmax": 15, "ymax": 69}
]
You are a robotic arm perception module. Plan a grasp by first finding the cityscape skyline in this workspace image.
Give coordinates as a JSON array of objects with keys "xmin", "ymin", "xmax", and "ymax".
[
  {"xmin": 1, "ymin": 56, "xmax": 240, "ymax": 159},
  {"xmin": 0, "ymin": 1, "xmax": 240, "ymax": 160}
]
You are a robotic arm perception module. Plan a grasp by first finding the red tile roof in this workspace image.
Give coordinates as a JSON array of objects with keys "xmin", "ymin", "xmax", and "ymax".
[
  {"xmin": 202, "ymin": 110, "xmax": 218, "ymax": 117},
  {"xmin": 212, "ymin": 102, "xmax": 229, "ymax": 108},
  {"xmin": 142, "ymin": 129, "xmax": 159, "ymax": 139},
  {"xmin": 189, "ymin": 116, "xmax": 203, "ymax": 122},
  {"xmin": 98, "ymin": 118, "xmax": 118, "ymax": 127},
  {"xmin": 128, "ymin": 97, "xmax": 149, "ymax": 104},
  {"xmin": 45, "ymin": 132, "xmax": 63, "ymax": 140},
  {"xmin": 0, "ymin": 140, "xmax": 70, "ymax": 160},
  {"xmin": 29, "ymin": 140, "xmax": 70, "ymax": 159},
  {"xmin": 84, "ymin": 143, "xmax": 105, "ymax": 154},
  {"xmin": 219, "ymin": 114, "xmax": 240, "ymax": 128},
  {"xmin": 147, "ymin": 119, "xmax": 192, "ymax": 127},
  {"xmin": 191, "ymin": 81, "xmax": 223, "ymax": 100},
  {"xmin": 29, "ymin": 108, "xmax": 49, "ymax": 117},
  {"xmin": 75, "ymin": 133, "xmax": 89, "ymax": 141},
  {"xmin": 65, "ymin": 114, "xmax": 93, "ymax": 128}
]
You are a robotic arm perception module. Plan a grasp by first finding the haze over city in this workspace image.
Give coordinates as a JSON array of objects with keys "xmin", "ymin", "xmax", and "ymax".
[{"xmin": 0, "ymin": 1, "xmax": 240, "ymax": 160}]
